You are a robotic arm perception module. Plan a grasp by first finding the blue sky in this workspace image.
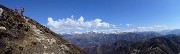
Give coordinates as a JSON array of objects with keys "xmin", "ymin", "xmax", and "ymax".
[{"xmin": 1, "ymin": 0, "xmax": 180, "ymax": 33}]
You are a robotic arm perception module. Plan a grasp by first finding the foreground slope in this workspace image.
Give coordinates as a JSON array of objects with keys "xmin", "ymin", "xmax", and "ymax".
[{"xmin": 0, "ymin": 5, "xmax": 85, "ymax": 54}]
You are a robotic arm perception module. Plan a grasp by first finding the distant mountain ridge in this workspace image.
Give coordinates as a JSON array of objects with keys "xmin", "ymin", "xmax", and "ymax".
[
  {"xmin": 82, "ymin": 35, "xmax": 180, "ymax": 54},
  {"xmin": 62, "ymin": 29, "xmax": 180, "ymax": 35},
  {"xmin": 62, "ymin": 30, "xmax": 180, "ymax": 54},
  {"xmin": 62, "ymin": 31, "xmax": 161, "ymax": 48},
  {"xmin": 166, "ymin": 29, "xmax": 180, "ymax": 35}
]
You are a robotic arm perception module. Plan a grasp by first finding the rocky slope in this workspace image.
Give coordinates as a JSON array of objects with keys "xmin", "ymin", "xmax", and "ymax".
[
  {"xmin": 128, "ymin": 35, "xmax": 180, "ymax": 54},
  {"xmin": 0, "ymin": 5, "xmax": 85, "ymax": 54}
]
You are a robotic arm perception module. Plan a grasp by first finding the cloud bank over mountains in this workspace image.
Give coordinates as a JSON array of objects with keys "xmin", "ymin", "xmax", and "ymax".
[
  {"xmin": 46, "ymin": 16, "xmax": 174, "ymax": 34},
  {"xmin": 47, "ymin": 16, "xmax": 111, "ymax": 29}
]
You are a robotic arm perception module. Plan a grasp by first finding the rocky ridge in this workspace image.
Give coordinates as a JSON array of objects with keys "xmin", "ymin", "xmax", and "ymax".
[{"xmin": 0, "ymin": 5, "xmax": 85, "ymax": 54}]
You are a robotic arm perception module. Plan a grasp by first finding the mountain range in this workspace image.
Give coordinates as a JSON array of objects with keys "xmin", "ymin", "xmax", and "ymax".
[
  {"xmin": 62, "ymin": 30, "xmax": 180, "ymax": 54},
  {"xmin": 83, "ymin": 35, "xmax": 180, "ymax": 54}
]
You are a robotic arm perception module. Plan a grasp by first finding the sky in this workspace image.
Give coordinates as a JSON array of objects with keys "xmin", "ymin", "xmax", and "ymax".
[{"xmin": 1, "ymin": 0, "xmax": 180, "ymax": 34}]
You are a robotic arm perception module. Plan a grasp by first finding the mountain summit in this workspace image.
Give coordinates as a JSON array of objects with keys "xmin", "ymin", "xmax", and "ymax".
[{"xmin": 0, "ymin": 5, "xmax": 85, "ymax": 54}]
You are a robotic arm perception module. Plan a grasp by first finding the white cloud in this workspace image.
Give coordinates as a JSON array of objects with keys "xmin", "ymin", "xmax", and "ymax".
[
  {"xmin": 47, "ymin": 18, "xmax": 61, "ymax": 28},
  {"xmin": 47, "ymin": 16, "xmax": 111, "ymax": 29},
  {"xmin": 46, "ymin": 16, "xmax": 115, "ymax": 34},
  {"xmin": 46, "ymin": 16, "xmax": 174, "ymax": 34},
  {"xmin": 137, "ymin": 25, "xmax": 173, "ymax": 32},
  {"xmin": 126, "ymin": 24, "xmax": 133, "ymax": 26}
]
